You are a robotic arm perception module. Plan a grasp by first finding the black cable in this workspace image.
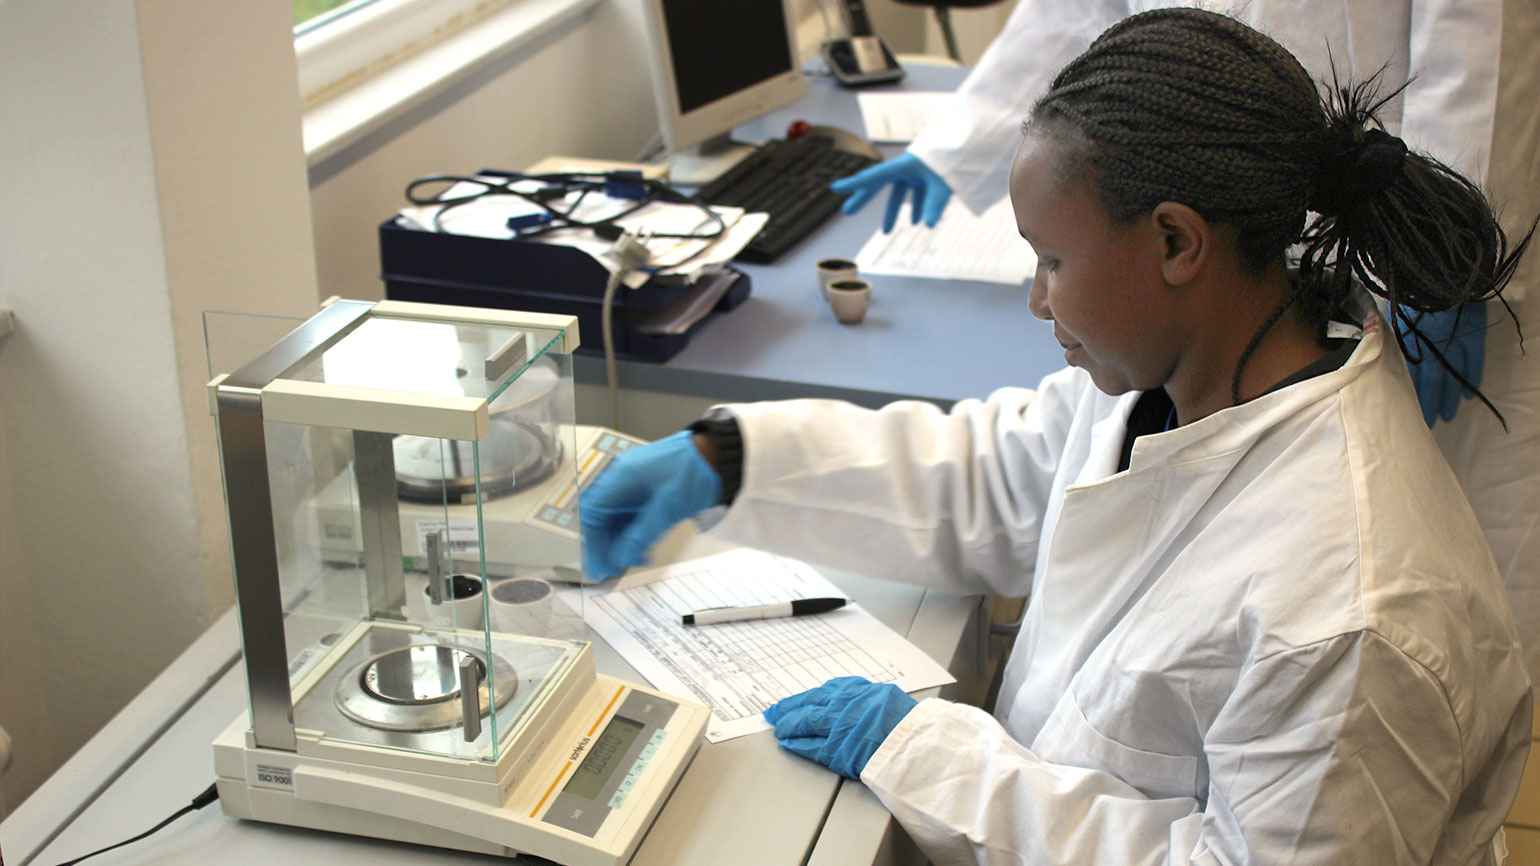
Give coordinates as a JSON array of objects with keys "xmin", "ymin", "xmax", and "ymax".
[
  {"xmin": 405, "ymin": 171, "xmax": 728, "ymax": 242},
  {"xmin": 50, "ymin": 782, "xmax": 218, "ymax": 866}
]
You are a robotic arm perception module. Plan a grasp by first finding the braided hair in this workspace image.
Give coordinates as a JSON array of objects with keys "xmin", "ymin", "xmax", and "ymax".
[{"xmin": 1028, "ymin": 7, "xmax": 1532, "ymax": 419}]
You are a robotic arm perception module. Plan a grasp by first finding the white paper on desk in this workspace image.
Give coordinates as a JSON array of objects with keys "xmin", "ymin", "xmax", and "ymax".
[
  {"xmin": 397, "ymin": 176, "xmax": 763, "ymax": 287},
  {"xmin": 856, "ymin": 91, "xmax": 953, "ymax": 142},
  {"xmin": 583, "ymin": 549, "xmax": 956, "ymax": 743},
  {"xmin": 854, "ymin": 195, "xmax": 1037, "ymax": 284}
]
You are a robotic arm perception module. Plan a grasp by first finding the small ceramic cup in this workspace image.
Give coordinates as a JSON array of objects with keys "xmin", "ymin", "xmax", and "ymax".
[
  {"xmin": 816, "ymin": 258, "xmax": 860, "ymax": 300},
  {"xmin": 424, "ymin": 573, "xmax": 486, "ymax": 630},
  {"xmin": 827, "ymin": 278, "xmax": 872, "ymax": 325}
]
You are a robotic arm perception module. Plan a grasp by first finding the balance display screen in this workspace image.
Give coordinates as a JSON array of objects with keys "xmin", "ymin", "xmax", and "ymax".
[{"xmin": 565, "ymin": 716, "xmax": 645, "ymax": 801}]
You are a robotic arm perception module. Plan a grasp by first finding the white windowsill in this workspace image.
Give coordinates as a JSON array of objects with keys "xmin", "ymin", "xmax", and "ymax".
[{"xmin": 302, "ymin": 0, "xmax": 602, "ymax": 166}]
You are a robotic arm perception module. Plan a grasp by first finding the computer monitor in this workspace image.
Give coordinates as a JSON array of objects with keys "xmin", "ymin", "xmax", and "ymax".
[{"xmin": 641, "ymin": 0, "xmax": 806, "ymax": 184}]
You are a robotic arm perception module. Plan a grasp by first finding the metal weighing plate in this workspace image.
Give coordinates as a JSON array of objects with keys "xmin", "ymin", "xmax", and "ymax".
[
  {"xmin": 292, "ymin": 623, "xmax": 581, "ymax": 753},
  {"xmin": 335, "ymin": 643, "xmax": 519, "ymax": 733}
]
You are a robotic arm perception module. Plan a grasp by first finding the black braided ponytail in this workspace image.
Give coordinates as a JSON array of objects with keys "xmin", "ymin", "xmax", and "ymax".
[
  {"xmin": 1301, "ymin": 74, "xmax": 1529, "ymax": 421},
  {"xmin": 1029, "ymin": 7, "xmax": 1532, "ymax": 418}
]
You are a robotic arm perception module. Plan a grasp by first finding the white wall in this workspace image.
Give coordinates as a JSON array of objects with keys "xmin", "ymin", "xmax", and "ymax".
[
  {"xmin": 927, "ymin": 0, "xmax": 1019, "ymax": 66},
  {"xmin": 0, "ymin": 0, "xmax": 318, "ymax": 814}
]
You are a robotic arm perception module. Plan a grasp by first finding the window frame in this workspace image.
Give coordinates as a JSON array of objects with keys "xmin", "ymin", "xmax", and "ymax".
[
  {"xmin": 294, "ymin": 0, "xmax": 519, "ymax": 107},
  {"xmin": 297, "ymin": 0, "xmax": 602, "ymax": 164}
]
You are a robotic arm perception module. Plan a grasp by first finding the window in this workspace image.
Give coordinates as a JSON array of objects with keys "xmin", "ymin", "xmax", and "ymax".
[
  {"xmin": 293, "ymin": 0, "xmax": 366, "ymax": 31},
  {"xmin": 295, "ymin": 0, "xmax": 600, "ymax": 162},
  {"xmin": 294, "ymin": 0, "xmax": 519, "ymax": 106}
]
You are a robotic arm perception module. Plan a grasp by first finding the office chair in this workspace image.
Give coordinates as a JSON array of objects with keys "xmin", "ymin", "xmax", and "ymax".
[{"xmin": 894, "ymin": 0, "xmax": 1007, "ymax": 64}]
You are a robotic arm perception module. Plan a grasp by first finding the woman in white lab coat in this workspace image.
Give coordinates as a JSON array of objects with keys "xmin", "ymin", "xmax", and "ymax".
[
  {"xmin": 836, "ymin": 0, "xmax": 1540, "ymax": 682},
  {"xmin": 581, "ymin": 9, "xmax": 1534, "ymax": 863}
]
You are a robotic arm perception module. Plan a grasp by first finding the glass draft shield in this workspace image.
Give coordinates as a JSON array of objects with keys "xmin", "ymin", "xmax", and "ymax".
[{"xmin": 210, "ymin": 299, "xmax": 586, "ymax": 767}]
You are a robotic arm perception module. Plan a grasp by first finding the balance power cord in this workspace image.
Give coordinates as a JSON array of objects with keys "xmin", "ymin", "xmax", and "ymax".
[
  {"xmin": 49, "ymin": 782, "xmax": 218, "ymax": 866},
  {"xmin": 603, "ymin": 230, "xmax": 655, "ymax": 431}
]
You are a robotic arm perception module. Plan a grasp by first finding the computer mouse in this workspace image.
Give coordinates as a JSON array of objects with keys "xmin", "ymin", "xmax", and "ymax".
[{"xmin": 788, "ymin": 121, "xmax": 882, "ymax": 161}]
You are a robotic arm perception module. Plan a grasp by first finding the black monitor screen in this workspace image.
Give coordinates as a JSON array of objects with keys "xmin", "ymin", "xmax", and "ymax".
[{"xmin": 663, "ymin": 0, "xmax": 794, "ymax": 114}]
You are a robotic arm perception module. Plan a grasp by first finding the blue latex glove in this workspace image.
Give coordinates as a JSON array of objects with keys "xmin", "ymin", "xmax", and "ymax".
[
  {"xmin": 829, "ymin": 152, "xmax": 953, "ymax": 234},
  {"xmin": 579, "ymin": 431, "xmax": 721, "ymax": 581},
  {"xmin": 762, "ymin": 676, "xmax": 917, "ymax": 779},
  {"xmin": 1399, "ymin": 302, "xmax": 1487, "ymax": 426}
]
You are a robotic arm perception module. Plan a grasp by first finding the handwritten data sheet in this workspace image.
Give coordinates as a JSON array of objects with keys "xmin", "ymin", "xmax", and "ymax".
[{"xmin": 583, "ymin": 549, "xmax": 956, "ymax": 742}]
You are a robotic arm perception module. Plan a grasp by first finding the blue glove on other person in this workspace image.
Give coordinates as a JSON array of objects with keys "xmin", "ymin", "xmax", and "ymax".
[
  {"xmin": 579, "ymin": 431, "xmax": 721, "ymax": 581},
  {"xmin": 829, "ymin": 152, "xmax": 953, "ymax": 234},
  {"xmin": 1399, "ymin": 302, "xmax": 1487, "ymax": 426},
  {"xmin": 763, "ymin": 676, "xmax": 917, "ymax": 779}
]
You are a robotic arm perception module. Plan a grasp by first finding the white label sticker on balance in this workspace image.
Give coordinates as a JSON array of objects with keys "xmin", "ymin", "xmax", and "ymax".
[
  {"xmin": 254, "ymin": 763, "xmax": 294, "ymax": 789},
  {"xmin": 288, "ymin": 645, "xmax": 323, "ymax": 681},
  {"xmin": 415, "ymin": 518, "xmax": 481, "ymax": 554}
]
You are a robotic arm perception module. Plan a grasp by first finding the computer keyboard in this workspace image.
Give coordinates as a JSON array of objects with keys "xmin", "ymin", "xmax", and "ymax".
[{"xmin": 694, "ymin": 134, "xmax": 879, "ymax": 264}]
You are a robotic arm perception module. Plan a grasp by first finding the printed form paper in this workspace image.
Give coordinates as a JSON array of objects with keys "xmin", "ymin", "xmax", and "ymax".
[
  {"xmin": 583, "ymin": 549, "xmax": 956, "ymax": 742},
  {"xmin": 855, "ymin": 195, "xmax": 1038, "ymax": 284},
  {"xmin": 856, "ymin": 91, "xmax": 953, "ymax": 142}
]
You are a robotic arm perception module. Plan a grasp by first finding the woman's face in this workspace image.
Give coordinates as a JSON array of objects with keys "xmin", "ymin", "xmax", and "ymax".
[{"xmin": 1010, "ymin": 132, "xmax": 1181, "ymax": 397}]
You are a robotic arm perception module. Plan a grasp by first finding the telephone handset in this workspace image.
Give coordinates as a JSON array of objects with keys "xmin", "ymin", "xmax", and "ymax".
[
  {"xmin": 840, "ymin": 0, "xmax": 875, "ymax": 35},
  {"xmin": 823, "ymin": 0, "xmax": 904, "ymax": 87}
]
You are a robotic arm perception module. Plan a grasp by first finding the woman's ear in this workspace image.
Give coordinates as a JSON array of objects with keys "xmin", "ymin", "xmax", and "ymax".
[{"xmin": 1151, "ymin": 202, "xmax": 1208, "ymax": 285}]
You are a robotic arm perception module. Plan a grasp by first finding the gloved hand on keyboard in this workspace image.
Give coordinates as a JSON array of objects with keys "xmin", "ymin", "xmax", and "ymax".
[
  {"xmin": 579, "ymin": 431, "xmax": 721, "ymax": 581},
  {"xmin": 829, "ymin": 152, "xmax": 953, "ymax": 234},
  {"xmin": 763, "ymin": 676, "xmax": 918, "ymax": 780},
  {"xmin": 1398, "ymin": 302, "xmax": 1487, "ymax": 426}
]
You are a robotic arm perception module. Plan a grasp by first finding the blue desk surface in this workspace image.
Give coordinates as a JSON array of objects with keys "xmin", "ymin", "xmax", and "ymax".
[{"xmin": 577, "ymin": 66, "xmax": 1066, "ymax": 410}]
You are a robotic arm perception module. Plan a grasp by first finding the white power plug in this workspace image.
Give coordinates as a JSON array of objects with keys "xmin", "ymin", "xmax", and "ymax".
[{"xmin": 610, "ymin": 229, "xmax": 652, "ymax": 271}]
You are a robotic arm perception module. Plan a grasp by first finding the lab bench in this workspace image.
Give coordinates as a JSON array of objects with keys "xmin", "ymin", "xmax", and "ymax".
[{"xmin": 3, "ymin": 534, "xmax": 982, "ymax": 866}]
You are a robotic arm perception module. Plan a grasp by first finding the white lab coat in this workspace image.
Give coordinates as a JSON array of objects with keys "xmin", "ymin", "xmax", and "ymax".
[
  {"xmin": 905, "ymin": 0, "xmax": 1540, "ymax": 682},
  {"xmin": 1422, "ymin": 0, "xmax": 1540, "ymax": 688},
  {"xmin": 707, "ymin": 288, "xmax": 1531, "ymax": 864},
  {"xmin": 911, "ymin": 0, "xmax": 1480, "ymax": 219}
]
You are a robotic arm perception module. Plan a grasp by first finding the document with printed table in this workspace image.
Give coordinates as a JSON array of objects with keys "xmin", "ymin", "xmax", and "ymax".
[
  {"xmin": 583, "ymin": 549, "xmax": 957, "ymax": 742},
  {"xmin": 855, "ymin": 195, "xmax": 1038, "ymax": 284}
]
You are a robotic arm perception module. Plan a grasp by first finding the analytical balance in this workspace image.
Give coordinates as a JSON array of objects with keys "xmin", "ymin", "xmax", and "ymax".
[{"xmin": 208, "ymin": 299, "xmax": 708, "ymax": 865}]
